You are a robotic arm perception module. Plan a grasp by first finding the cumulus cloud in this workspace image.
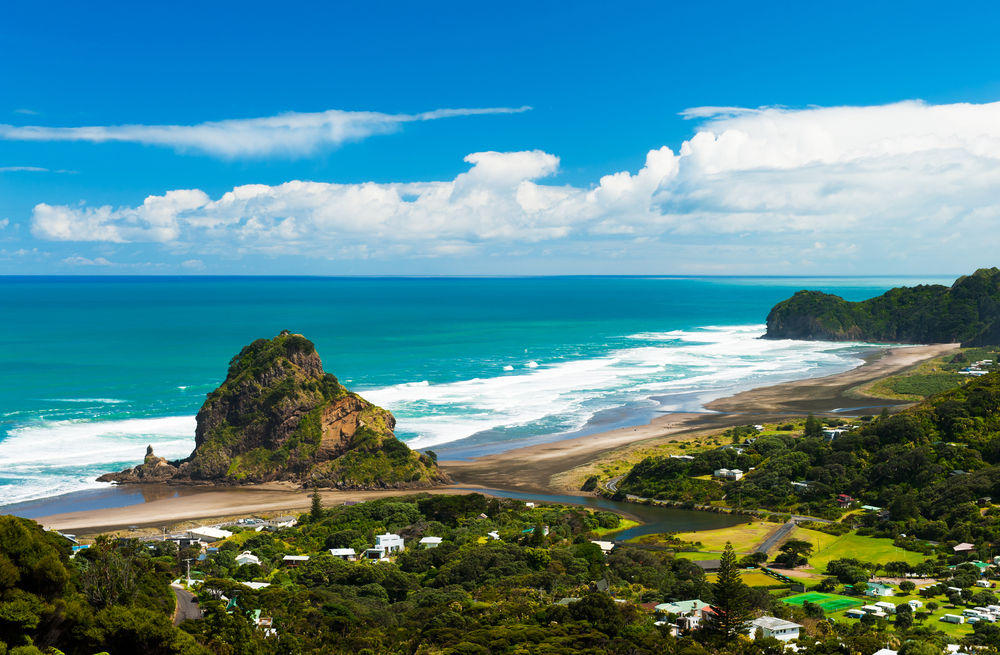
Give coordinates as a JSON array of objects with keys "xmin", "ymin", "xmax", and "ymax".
[
  {"xmin": 0, "ymin": 106, "xmax": 531, "ymax": 158},
  {"xmin": 28, "ymin": 100, "xmax": 1000, "ymax": 270}
]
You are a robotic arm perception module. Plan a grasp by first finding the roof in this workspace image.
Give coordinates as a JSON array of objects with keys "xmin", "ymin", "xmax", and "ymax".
[
  {"xmin": 655, "ymin": 599, "xmax": 711, "ymax": 614},
  {"xmin": 751, "ymin": 616, "xmax": 802, "ymax": 631},
  {"xmin": 690, "ymin": 559, "xmax": 721, "ymax": 570},
  {"xmin": 329, "ymin": 548, "xmax": 356, "ymax": 556},
  {"xmin": 868, "ymin": 582, "xmax": 893, "ymax": 590},
  {"xmin": 282, "ymin": 555, "xmax": 310, "ymax": 561},
  {"xmin": 419, "ymin": 537, "xmax": 442, "ymax": 544},
  {"xmin": 554, "ymin": 597, "xmax": 581, "ymax": 606},
  {"xmin": 590, "ymin": 540, "xmax": 615, "ymax": 552},
  {"xmin": 954, "ymin": 542, "xmax": 976, "ymax": 552},
  {"xmin": 189, "ymin": 526, "xmax": 233, "ymax": 540},
  {"xmin": 241, "ymin": 581, "xmax": 271, "ymax": 589}
]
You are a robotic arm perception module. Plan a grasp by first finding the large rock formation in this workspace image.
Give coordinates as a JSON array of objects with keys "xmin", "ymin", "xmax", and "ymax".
[
  {"xmin": 100, "ymin": 331, "xmax": 449, "ymax": 488},
  {"xmin": 764, "ymin": 268, "xmax": 1000, "ymax": 346}
]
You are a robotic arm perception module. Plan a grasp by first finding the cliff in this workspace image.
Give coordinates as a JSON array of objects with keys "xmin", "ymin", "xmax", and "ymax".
[
  {"xmin": 764, "ymin": 268, "xmax": 1000, "ymax": 346},
  {"xmin": 100, "ymin": 331, "xmax": 449, "ymax": 488}
]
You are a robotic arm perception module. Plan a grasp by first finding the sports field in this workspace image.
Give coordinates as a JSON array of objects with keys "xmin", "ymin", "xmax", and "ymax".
[{"xmin": 781, "ymin": 592, "xmax": 863, "ymax": 612}]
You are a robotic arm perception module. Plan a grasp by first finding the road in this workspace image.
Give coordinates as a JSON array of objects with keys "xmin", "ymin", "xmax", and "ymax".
[
  {"xmin": 172, "ymin": 585, "xmax": 202, "ymax": 626},
  {"xmin": 755, "ymin": 520, "xmax": 797, "ymax": 554}
]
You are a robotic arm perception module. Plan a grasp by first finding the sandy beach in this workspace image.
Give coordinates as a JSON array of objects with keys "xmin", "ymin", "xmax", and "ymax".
[{"xmin": 27, "ymin": 343, "xmax": 958, "ymax": 535}]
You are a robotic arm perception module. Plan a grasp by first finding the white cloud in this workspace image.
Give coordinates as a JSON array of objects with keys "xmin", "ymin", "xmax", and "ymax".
[
  {"xmin": 0, "ymin": 166, "xmax": 48, "ymax": 172},
  {"xmin": 0, "ymin": 106, "xmax": 531, "ymax": 158},
  {"xmin": 0, "ymin": 219, "xmax": 7, "ymax": 230},
  {"xmin": 62, "ymin": 255, "xmax": 113, "ymax": 266},
  {"xmin": 28, "ymin": 100, "xmax": 1000, "ymax": 271}
]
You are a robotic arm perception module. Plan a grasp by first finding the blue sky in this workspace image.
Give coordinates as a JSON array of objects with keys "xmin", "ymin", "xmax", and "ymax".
[{"xmin": 3, "ymin": 1, "xmax": 1000, "ymax": 275}]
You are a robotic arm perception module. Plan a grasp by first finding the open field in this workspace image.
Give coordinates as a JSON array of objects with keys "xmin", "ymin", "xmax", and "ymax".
[
  {"xmin": 706, "ymin": 571, "xmax": 782, "ymax": 587},
  {"xmin": 826, "ymin": 590, "xmax": 974, "ymax": 638},
  {"xmin": 782, "ymin": 592, "xmax": 862, "ymax": 612},
  {"xmin": 804, "ymin": 531, "xmax": 928, "ymax": 573},
  {"xmin": 672, "ymin": 521, "xmax": 781, "ymax": 552}
]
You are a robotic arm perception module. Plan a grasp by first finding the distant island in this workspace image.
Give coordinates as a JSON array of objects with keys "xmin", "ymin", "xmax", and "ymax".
[
  {"xmin": 100, "ymin": 331, "xmax": 448, "ymax": 489},
  {"xmin": 764, "ymin": 267, "xmax": 1000, "ymax": 346}
]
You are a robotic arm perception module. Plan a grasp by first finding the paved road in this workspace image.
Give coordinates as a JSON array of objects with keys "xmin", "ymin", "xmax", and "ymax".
[
  {"xmin": 172, "ymin": 586, "xmax": 202, "ymax": 626},
  {"xmin": 755, "ymin": 520, "xmax": 796, "ymax": 554},
  {"xmin": 605, "ymin": 474, "xmax": 625, "ymax": 493}
]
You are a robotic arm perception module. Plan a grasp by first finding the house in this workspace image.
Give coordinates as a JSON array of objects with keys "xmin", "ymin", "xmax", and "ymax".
[
  {"xmin": 822, "ymin": 428, "xmax": 848, "ymax": 440},
  {"xmin": 748, "ymin": 616, "xmax": 802, "ymax": 641},
  {"xmin": 836, "ymin": 494, "xmax": 855, "ymax": 508},
  {"xmin": 487, "ymin": 531, "xmax": 500, "ymax": 540},
  {"xmin": 375, "ymin": 533, "xmax": 404, "ymax": 553},
  {"xmin": 954, "ymin": 542, "xmax": 976, "ymax": 553},
  {"xmin": 554, "ymin": 597, "xmax": 581, "ymax": 606},
  {"xmin": 844, "ymin": 609, "xmax": 866, "ymax": 619},
  {"xmin": 419, "ymin": 537, "xmax": 443, "ymax": 549},
  {"xmin": 282, "ymin": 555, "xmax": 309, "ymax": 567},
  {"xmin": 329, "ymin": 548, "xmax": 356, "ymax": 561},
  {"xmin": 860, "ymin": 505, "xmax": 882, "ymax": 513},
  {"xmin": 654, "ymin": 599, "xmax": 711, "ymax": 618},
  {"xmin": 872, "ymin": 649, "xmax": 898, "ymax": 655},
  {"xmin": 525, "ymin": 502, "xmax": 535, "ymax": 508},
  {"xmin": 861, "ymin": 605, "xmax": 882, "ymax": 614},
  {"xmin": 865, "ymin": 583, "xmax": 895, "ymax": 597},
  {"xmin": 790, "ymin": 481, "xmax": 810, "ymax": 491},
  {"xmin": 364, "ymin": 533, "xmax": 405, "ymax": 560},
  {"xmin": 591, "ymin": 540, "xmax": 615, "ymax": 555},
  {"xmin": 235, "ymin": 551, "xmax": 260, "ymax": 566},
  {"xmin": 874, "ymin": 601, "xmax": 896, "ymax": 614},
  {"xmin": 241, "ymin": 581, "xmax": 271, "ymax": 590},
  {"xmin": 188, "ymin": 526, "xmax": 233, "ymax": 542},
  {"xmin": 670, "ymin": 455, "xmax": 695, "ymax": 461},
  {"xmin": 940, "ymin": 613, "xmax": 965, "ymax": 624},
  {"xmin": 908, "ymin": 600, "xmax": 923, "ymax": 610},
  {"xmin": 713, "ymin": 468, "xmax": 744, "ymax": 481}
]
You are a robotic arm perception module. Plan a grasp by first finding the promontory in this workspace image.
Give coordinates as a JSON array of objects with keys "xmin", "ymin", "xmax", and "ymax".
[
  {"xmin": 99, "ymin": 331, "xmax": 449, "ymax": 489},
  {"xmin": 764, "ymin": 267, "xmax": 1000, "ymax": 346}
]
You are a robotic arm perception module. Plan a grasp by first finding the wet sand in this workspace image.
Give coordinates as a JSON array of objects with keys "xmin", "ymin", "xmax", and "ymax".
[{"xmin": 29, "ymin": 343, "xmax": 958, "ymax": 534}]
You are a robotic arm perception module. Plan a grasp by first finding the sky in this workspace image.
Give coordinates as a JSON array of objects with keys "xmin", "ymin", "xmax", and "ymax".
[{"xmin": 2, "ymin": 1, "xmax": 1000, "ymax": 275}]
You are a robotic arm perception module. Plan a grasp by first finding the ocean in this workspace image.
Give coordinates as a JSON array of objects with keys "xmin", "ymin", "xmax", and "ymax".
[{"xmin": 0, "ymin": 275, "xmax": 954, "ymax": 507}]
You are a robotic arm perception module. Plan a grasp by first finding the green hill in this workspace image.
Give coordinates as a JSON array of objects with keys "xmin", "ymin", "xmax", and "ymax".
[{"xmin": 764, "ymin": 267, "xmax": 1000, "ymax": 346}]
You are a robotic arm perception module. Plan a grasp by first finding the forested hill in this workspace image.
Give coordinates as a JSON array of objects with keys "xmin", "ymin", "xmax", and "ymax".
[
  {"xmin": 763, "ymin": 267, "xmax": 1000, "ymax": 346},
  {"xmin": 619, "ymin": 369, "xmax": 1000, "ymax": 543}
]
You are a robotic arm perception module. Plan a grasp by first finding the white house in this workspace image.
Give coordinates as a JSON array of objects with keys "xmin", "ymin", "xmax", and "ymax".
[
  {"xmin": 954, "ymin": 542, "xmax": 976, "ymax": 553},
  {"xmin": 419, "ymin": 537, "xmax": 443, "ymax": 549},
  {"xmin": 188, "ymin": 526, "xmax": 233, "ymax": 542},
  {"xmin": 329, "ymin": 548, "xmax": 356, "ymax": 561},
  {"xmin": 864, "ymin": 583, "xmax": 895, "ymax": 597},
  {"xmin": 241, "ymin": 581, "xmax": 271, "ymax": 590},
  {"xmin": 365, "ymin": 533, "xmax": 405, "ymax": 560},
  {"xmin": 375, "ymin": 533, "xmax": 404, "ymax": 553},
  {"xmin": 235, "ymin": 551, "xmax": 260, "ymax": 566},
  {"xmin": 874, "ymin": 601, "xmax": 896, "ymax": 614},
  {"xmin": 748, "ymin": 616, "xmax": 802, "ymax": 641},
  {"xmin": 487, "ymin": 531, "xmax": 500, "ymax": 540},
  {"xmin": 713, "ymin": 468, "xmax": 744, "ymax": 481},
  {"xmin": 282, "ymin": 555, "xmax": 309, "ymax": 567}
]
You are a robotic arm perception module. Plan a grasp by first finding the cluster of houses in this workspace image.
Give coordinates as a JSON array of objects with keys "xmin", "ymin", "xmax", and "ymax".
[
  {"xmin": 958, "ymin": 359, "xmax": 993, "ymax": 377},
  {"xmin": 649, "ymin": 598, "xmax": 802, "ymax": 642}
]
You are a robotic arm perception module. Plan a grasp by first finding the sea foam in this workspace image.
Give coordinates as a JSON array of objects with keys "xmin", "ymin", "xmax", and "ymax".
[{"xmin": 365, "ymin": 325, "xmax": 873, "ymax": 450}]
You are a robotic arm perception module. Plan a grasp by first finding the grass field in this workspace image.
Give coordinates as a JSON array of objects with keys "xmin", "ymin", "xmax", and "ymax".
[
  {"xmin": 803, "ymin": 531, "xmax": 927, "ymax": 573},
  {"xmin": 782, "ymin": 592, "xmax": 862, "ymax": 612},
  {"xmin": 673, "ymin": 551, "xmax": 726, "ymax": 561},
  {"xmin": 591, "ymin": 518, "xmax": 640, "ymax": 537},
  {"xmin": 672, "ymin": 521, "xmax": 780, "ymax": 552},
  {"xmin": 706, "ymin": 571, "xmax": 782, "ymax": 587}
]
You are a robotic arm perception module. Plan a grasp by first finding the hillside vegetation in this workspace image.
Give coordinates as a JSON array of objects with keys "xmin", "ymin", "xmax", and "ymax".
[{"xmin": 764, "ymin": 267, "xmax": 1000, "ymax": 345}]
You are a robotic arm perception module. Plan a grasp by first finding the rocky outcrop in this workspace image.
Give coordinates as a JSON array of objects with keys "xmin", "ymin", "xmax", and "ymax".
[
  {"xmin": 764, "ymin": 268, "xmax": 1000, "ymax": 346},
  {"xmin": 98, "ymin": 445, "xmax": 179, "ymax": 483},
  {"xmin": 99, "ymin": 331, "xmax": 449, "ymax": 489}
]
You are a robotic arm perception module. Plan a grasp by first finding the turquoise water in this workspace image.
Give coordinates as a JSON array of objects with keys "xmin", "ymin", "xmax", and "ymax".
[{"xmin": 0, "ymin": 275, "xmax": 953, "ymax": 505}]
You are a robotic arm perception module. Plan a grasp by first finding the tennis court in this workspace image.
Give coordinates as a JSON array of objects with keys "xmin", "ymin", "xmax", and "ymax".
[{"xmin": 781, "ymin": 592, "xmax": 862, "ymax": 612}]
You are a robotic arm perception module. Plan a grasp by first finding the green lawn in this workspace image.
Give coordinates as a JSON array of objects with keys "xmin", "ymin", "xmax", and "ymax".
[
  {"xmin": 782, "ymin": 592, "xmax": 862, "ymax": 612},
  {"xmin": 672, "ymin": 521, "xmax": 780, "ymax": 552},
  {"xmin": 799, "ymin": 530, "xmax": 928, "ymax": 573},
  {"xmin": 591, "ymin": 518, "xmax": 640, "ymax": 537},
  {"xmin": 827, "ymin": 590, "xmax": 974, "ymax": 638}
]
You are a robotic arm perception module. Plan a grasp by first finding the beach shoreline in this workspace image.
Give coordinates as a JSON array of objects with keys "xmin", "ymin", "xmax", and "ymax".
[{"xmin": 21, "ymin": 342, "xmax": 958, "ymax": 535}]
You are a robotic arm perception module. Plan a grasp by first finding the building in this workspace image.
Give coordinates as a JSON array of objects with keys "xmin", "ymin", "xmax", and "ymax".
[
  {"xmin": 713, "ymin": 468, "xmax": 744, "ymax": 481},
  {"xmin": 188, "ymin": 526, "xmax": 233, "ymax": 542},
  {"xmin": 329, "ymin": 548, "xmax": 356, "ymax": 561},
  {"xmin": 822, "ymin": 428, "xmax": 849, "ymax": 440},
  {"xmin": 282, "ymin": 555, "xmax": 309, "ymax": 567},
  {"xmin": 235, "ymin": 551, "xmax": 260, "ymax": 566},
  {"xmin": 865, "ymin": 583, "xmax": 895, "ymax": 597},
  {"xmin": 365, "ymin": 533, "xmax": 405, "ymax": 560},
  {"xmin": 836, "ymin": 494, "xmax": 855, "ymax": 508},
  {"xmin": 845, "ymin": 609, "xmax": 866, "ymax": 619},
  {"xmin": 419, "ymin": 537, "xmax": 442, "ymax": 549},
  {"xmin": 954, "ymin": 542, "xmax": 976, "ymax": 553},
  {"xmin": 241, "ymin": 582, "xmax": 271, "ymax": 590},
  {"xmin": 874, "ymin": 601, "xmax": 896, "ymax": 614},
  {"xmin": 670, "ymin": 455, "xmax": 695, "ymax": 461},
  {"xmin": 591, "ymin": 540, "xmax": 615, "ymax": 555},
  {"xmin": 654, "ymin": 599, "xmax": 711, "ymax": 618},
  {"xmin": 487, "ymin": 531, "xmax": 500, "ymax": 540},
  {"xmin": 748, "ymin": 616, "xmax": 802, "ymax": 641}
]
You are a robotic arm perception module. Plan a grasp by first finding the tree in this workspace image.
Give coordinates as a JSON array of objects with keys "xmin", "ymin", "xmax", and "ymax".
[
  {"xmin": 705, "ymin": 543, "xmax": 752, "ymax": 641},
  {"xmin": 310, "ymin": 490, "xmax": 323, "ymax": 521},
  {"xmin": 899, "ymin": 580, "xmax": 916, "ymax": 593},
  {"xmin": 804, "ymin": 414, "xmax": 823, "ymax": 439},
  {"xmin": 775, "ymin": 539, "xmax": 813, "ymax": 567}
]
